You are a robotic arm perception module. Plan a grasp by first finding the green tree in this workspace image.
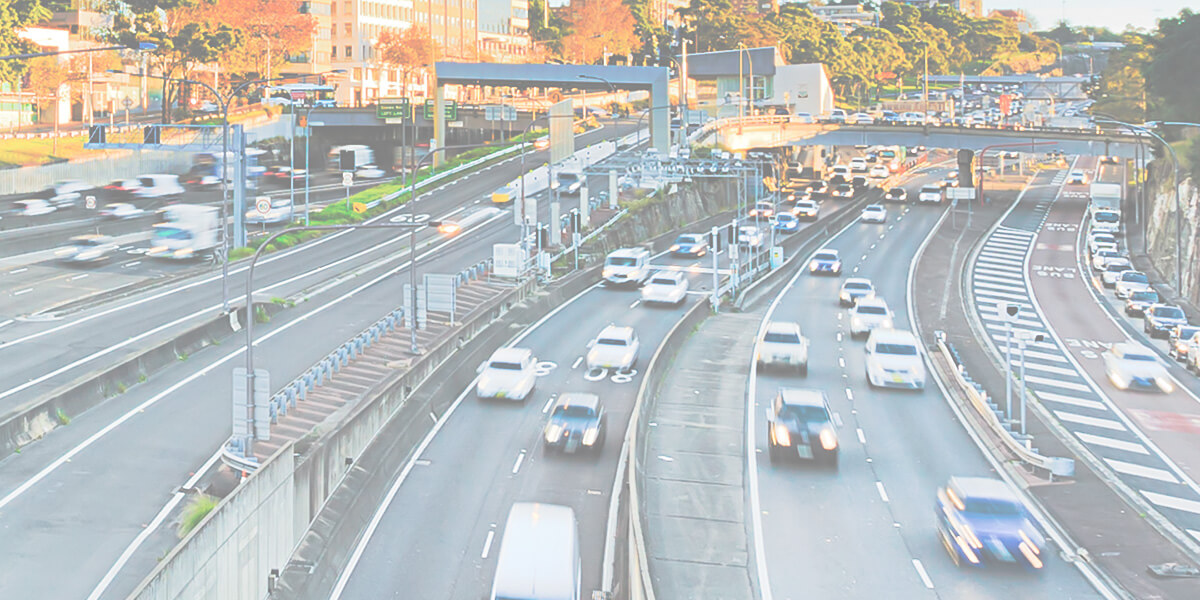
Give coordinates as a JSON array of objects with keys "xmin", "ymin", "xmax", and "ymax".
[
  {"xmin": 1146, "ymin": 9, "xmax": 1200, "ymax": 123},
  {"xmin": 1, "ymin": 0, "xmax": 54, "ymax": 88},
  {"xmin": 1091, "ymin": 33, "xmax": 1152, "ymax": 122}
]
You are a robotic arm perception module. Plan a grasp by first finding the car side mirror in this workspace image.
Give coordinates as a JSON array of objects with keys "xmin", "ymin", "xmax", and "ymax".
[
  {"xmin": 477, "ymin": 362, "xmax": 486, "ymax": 374},
  {"xmin": 587, "ymin": 340, "xmax": 595, "ymax": 349}
]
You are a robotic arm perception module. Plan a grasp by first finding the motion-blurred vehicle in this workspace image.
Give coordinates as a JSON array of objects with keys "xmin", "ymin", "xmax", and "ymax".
[
  {"xmin": 849, "ymin": 157, "xmax": 868, "ymax": 173},
  {"xmin": 533, "ymin": 137, "xmax": 550, "ymax": 150},
  {"xmin": 476, "ymin": 347, "xmax": 538, "ymax": 401},
  {"xmin": 773, "ymin": 212, "xmax": 800, "ymax": 233},
  {"xmin": 829, "ymin": 165, "xmax": 851, "ymax": 183},
  {"xmin": 1103, "ymin": 342, "xmax": 1173, "ymax": 392},
  {"xmin": 757, "ymin": 321, "xmax": 809, "ymax": 374},
  {"xmin": 831, "ymin": 183, "xmax": 854, "ymax": 199},
  {"xmin": 1091, "ymin": 209, "xmax": 1120, "ymax": 234},
  {"xmin": 101, "ymin": 179, "xmax": 145, "ymax": 202},
  {"xmin": 766, "ymin": 388, "xmax": 838, "ymax": 466},
  {"xmin": 1124, "ymin": 290, "xmax": 1160, "ymax": 316},
  {"xmin": 850, "ymin": 298, "xmax": 894, "ymax": 338},
  {"xmin": 809, "ymin": 249, "xmax": 842, "ymax": 275},
  {"xmin": 355, "ymin": 164, "xmax": 387, "ymax": 179},
  {"xmin": 918, "ymin": 185, "xmax": 943, "ymax": 204},
  {"xmin": 738, "ymin": 225, "xmax": 763, "ymax": 248},
  {"xmin": 860, "ymin": 204, "xmax": 887, "ymax": 224},
  {"xmin": 851, "ymin": 175, "xmax": 870, "ymax": 189},
  {"xmin": 1091, "ymin": 249, "xmax": 1123, "ymax": 270},
  {"xmin": 864, "ymin": 328, "xmax": 926, "ymax": 389},
  {"xmin": 1087, "ymin": 232, "xmax": 1118, "ymax": 256},
  {"xmin": 14, "ymin": 199, "xmax": 55, "ymax": 216},
  {"xmin": 640, "ymin": 271, "xmax": 689, "ymax": 306},
  {"xmin": 132, "ymin": 174, "xmax": 185, "ymax": 201},
  {"xmin": 749, "ymin": 200, "xmax": 775, "ymax": 218},
  {"xmin": 793, "ymin": 112, "xmax": 815, "ymax": 124},
  {"xmin": 1114, "ymin": 271, "xmax": 1151, "ymax": 299},
  {"xmin": 839, "ymin": 278, "xmax": 876, "ymax": 307},
  {"xmin": 869, "ymin": 164, "xmax": 890, "ymax": 178},
  {"xmin": 669, "ymin": 233, "xmax": 708, "ymax": 257},
  {"xmin": 55, "ymin": 234, "xmax": 118, "ymax": 264},
  {"xmin": 586, "ymin": 325, "xmax": 640, "ymax": 372},
  {"xmin": 806, "ymin": 180, "xmax": 828, "ymax": 196},
  {"xmin": 245, "ymin": 196, "xmax": 295, "ymax": 225},
  {"xmin": 1068, "ymin": 170, "xmax": 1089, "ymax": 185},
  {"xmin": 1144, "ymin": 304, "xmax": 1188, "ymax": 338},
  {"xmin": 884, "ymin": 188, "xmax": 908, "ymax": 202},
  {"xmin": 542, "ymin": 393, "xmax": 606, "ymax": 454},
  {"xmin": 793, "ymin": 200, "xmax": 820, "ymax": 221},
  {"xmin": 935, "ymin": 476, "xmax": 1046, "ymax": 569},
  {"xmin": 490, "ymin": 503, "xmax": 579, "ymax": 600},
  {"xmin": 147, "ymin": 204, "xmax": 219, "ymax": 260},
  {"xmin": 99, "ymin": 202, "xmax": 144, "ymax": 220},
  {"xmin": 1100, "ymin": 259, "xmax": 1133, "ymax": 287},
  {"xmin": 1169, "ymin": 326, "xmax": 1200, "ymax": 362},
  {"xmin": 851, "ymin": 113, "xmax": 874, "ymax": 125},
  {"xmin": 602, "ymin": 247, "xmax": 652, "ymax": 286},
  {"xmin": 43, "ymin": 180, "xmax": 95, "ymax": 209}
]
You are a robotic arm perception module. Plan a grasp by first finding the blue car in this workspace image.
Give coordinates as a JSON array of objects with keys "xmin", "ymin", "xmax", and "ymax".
[
  {"xmin": 774, "ymin": 213, "xmax": 799, "ymax": 233},
  {"xmin": 936, "ymin": 477, "xmax": 1046, "ymax": 570},
  {"xmin": 542, "ymin": 393, "xmax": 606, "ymax": 454},
  {"xmin": 808, "ymin": 249, "xmax": 842, "ymax": 275},
  {"xmin": 670, "ymin": 233, "xmax": 708, "ymax": 257}
]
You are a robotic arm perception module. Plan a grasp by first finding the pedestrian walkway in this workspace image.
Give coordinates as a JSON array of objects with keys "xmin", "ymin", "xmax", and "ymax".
[{"xmin": 642, "ymin": 311, "xmax": 758, "ymax": 600}]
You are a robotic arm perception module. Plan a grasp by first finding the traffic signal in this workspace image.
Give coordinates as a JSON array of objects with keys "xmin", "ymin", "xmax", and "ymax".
[
  {"xmin": 957, "ymin": 149, "xmax": 976, "ymax": 188},
  {"xmin": 340, "ymin": 150, "xmax": 355, "ymax": 171},
  {"xmin": 142, "ymin": 125, "xmax": 160, "ymax": 145},
  {"xmin": 711, "ymin": 227, "xmax": 722, "ymax": 253}
]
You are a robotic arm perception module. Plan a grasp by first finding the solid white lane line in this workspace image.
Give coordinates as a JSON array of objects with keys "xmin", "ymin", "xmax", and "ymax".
[
  {"xmin": 9, "ymin": 267, "xmax": 28, "ymax": 274},
  {"xmin": 1026, "ymin": 375, "xmax": 1091, "ymax": 392},
  {"xmin": 912, "ymin": 559, "xmax": 934, "ymax": 589},
  {"xmin": 1075, "ymin": 431, "xmax": 1149, "ymax": 455},
  {"xmin": 876, "ymin": 481, "xmax": 889, "ymax": 502},
  {"xmin": 1036, "ymin": 391, "xmax": 1107, "ymax": 411},
  {"xmin": 1055, "ymin": 411, "xmax": 1126, "ymax": 431},
  {"xmin": 123, "ymin": 261, "xmax": 141, "ymax": 268},
  {"xmin": 512, "ymin": 450, "xmax": 527, "ymax": 474},
  {"xmin": 542, "ymin": 396, "xmax": 555, "ymax": 414},
  {"xmin": 13, "ymin": 288, "xmax": 32, "ymax": 296},
  {"xmin": 481, "ymin": 530, "xmax": 496, "ymax": 559},
  {"xmin": 572, "ymin": 356, "xmax": 583, "ymax": 369},
  {"xmin": 69, "ymin": 273, "xmax": 90, "ymax": 281},
  {"xmin": 1010, "ymin": 361, "xmax": 1078, "ymax": 377},
  {"xmin": 1142, "ymin": 490, "xmax": 1200, "ymax": 516},
  {"xmin": 857, "ymin": 428, "xmax": 866, "ymax": 445},
  {"xmin": 85, "ymin": 449, "xmax": 222, "ymax": 600},
  {"xmin": 0, "ymin": 319, "xmax": 12, "ymax": 329},
  {"xmin": 1105, "ymin": 458, "xmax": 1179, "ymax": 483}
]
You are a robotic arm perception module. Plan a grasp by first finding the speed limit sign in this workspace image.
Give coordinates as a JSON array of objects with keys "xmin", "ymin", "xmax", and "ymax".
[
  {"xmin": 255, "ymin": 196, "xmax": 271, "ymax": 214},
  {"xmin": 342, "ymin": 172, "xmax": 353, "ymax": 187},
  {"xmin": 84, "ymin": 195, "xmax": 96, "ymax": 210}
]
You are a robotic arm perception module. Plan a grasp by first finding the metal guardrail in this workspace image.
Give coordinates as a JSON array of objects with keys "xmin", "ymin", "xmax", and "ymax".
[{"xmin": 934, "ymin": 332, "xmax": 1075, "ymax": 479}]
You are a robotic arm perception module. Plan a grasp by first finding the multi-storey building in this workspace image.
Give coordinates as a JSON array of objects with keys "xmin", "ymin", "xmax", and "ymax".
[
  {"xmin": 891, "ymin": 0, "xmax": 982, "ymax": 17},
  {"xmin": 330, "ymin": 0, "xmax": 478, "ymax": 106},
  {"xmin": 811, "ymin": 2, "xmax": 879, "ymax": 34},
  {"xmin": 282, "ymin": 1, "xmax": 334, "ymax": 80},
  {"xmin": 477, "ymin": 0, "xmax": 530, "ymax": 63}
]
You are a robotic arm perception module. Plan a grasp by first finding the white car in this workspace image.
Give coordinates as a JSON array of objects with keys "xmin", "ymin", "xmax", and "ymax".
[
  {"xmin": 864, "ymin": 329, "xmax": 926, "ymax": 389},
  {"xmin": 860, "ymin": 204, "xmax": 887, "ymax": 223},
  {"xmin": 603, "ymin": 247, "xmax": 652, "ymax": 286},
  {"xmin": 1091, "ymin": 249, "xmax": 1123, "ymax": 270},
  {"xmin": 1114, "ymin": 270, "xmax": 1152, "ymax": 299},
  {"xmin": 901, "ymin": 112, "xmax": 925, "ymax": 125},
  {"xmin": 476, "ymin": 347, "xmax": 539, "ymax": 400},
  {"xmin": 55, "ymin": 234, "xmax": 118, "ymax": 264},
  {"xmin": 1068, "ymin": 170, "xmax": 1089, "ymax": 185},
  {"xmin": 851, "ymin": 113, "xmax": 874, "ymax": 125},
  {"xmin": 918, "ymin": 185, "xmax": 943, "ymax": 203},
  {"xmin": 757, "ymin": 321, "xmax": 809, "ymax": 375},
  {"xmin": 849, "ymin": 157, "xmax": 868, "ymax": 173},
  {"xmin": 99, "ymin": 202, "xmax": 144, "ymax": 219},
  {"xmin": 641, "ymin": 270, "xmax": 689, "ymax": 306},
  {"xmin": 133, "ymin": 174, "xmax": 185, "ymax": 200},
  {"xmin": 245, "ymin": 196, "xmax": 295, "ymax": 225},
  {"xmin": 14, "ymin": 199, "xmax": 55, "ymax": 216},
  {"xmin": 356, "ymin": 164, "xmax": 387, "ymax": 179},
  {"xmin": 1091, "ymin": 209, "xmax": 1120, "ymax": 234},
  {"xmin": 1100, "ymin": 259, "xmax": 1134, "ymax": 287},
  {"xmin": 793, "ymin": 112, "xmax": 815, "ymax": 124},
  {"xmin": 869, "ymin": 164, "xmax": 890, "ymax": 178},
  {"xmin": 1103, "ymin": 342, "xmax": 1173, "ymax": 393},
  {"xmin": 849, "ymin": 298, "xmax": 894, "ymax": 338},
  {"xmin": 738, "ymin": 225, "xmax": 763, "ymax": 248},
  {"xmin": 839, "ymin": 278, "xmax": 876, "ymax": 307},
  {"xmin": 586, "ymin": 325, "xmax": 640, "ymax": 372},
  {"xmin": 1088, "ymin": 232, "xmax": 1117, "ymax": 255}
]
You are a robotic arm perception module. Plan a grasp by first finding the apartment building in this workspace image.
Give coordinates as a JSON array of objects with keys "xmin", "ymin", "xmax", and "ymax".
[
  {"xmin": 478, "ymin": 0, "xmax": 530, "ymax": 63},
  {"xmin": 330, "ymin": 0, "xmax": 478, "ymax": 106},
  {"xmin": 282, "ymin": 1, "xmax": 334, "ymax": 79},
  {"xmin": 811, "ymin": 2, "xmax": 879, "ymax": 34},
  {"xmin": 891, "ymin": 0, "xmax": 981, "ymax": 17}
]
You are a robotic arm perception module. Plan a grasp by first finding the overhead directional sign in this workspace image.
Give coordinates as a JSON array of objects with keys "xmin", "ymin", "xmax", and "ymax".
[
  {"xmin": 423, "ymin": 99, "xmax": 457, "ymax": 120},
  {"xmin": 378, "ymin": 97, "xmax": 412, "ymax": 119}
]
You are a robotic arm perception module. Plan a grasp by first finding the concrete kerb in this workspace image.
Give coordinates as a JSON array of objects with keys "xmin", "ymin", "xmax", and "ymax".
[{"xmin": 0, "ymin": 299, "xmax": 283, "ymax": 455}]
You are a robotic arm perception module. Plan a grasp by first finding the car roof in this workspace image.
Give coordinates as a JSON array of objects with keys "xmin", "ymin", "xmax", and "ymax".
[
  {"xmin": 555, "ymin": 392, "xmax": 600, "ymax": 411},
  {"xmin": 949, "ymin": 477, "xmax": 1019, "ymax": 503},
  {"xmin": 867, "ymin": 328, "xmax": 917, "ymax": 344},
  {"xmin": 609, "ymin": 247, "xmax": 649, "ymax": 258},
  {"xmin": 649, "ymin": 270, "xmax": 684, "ymax": 281},
  {"xmin": 1149, "ymin": 303, "xmax": 1183, "ymax": 313},
  {"xmin": 864, "ymin": 204, "xmax": 884, "ymax": 210},
  {"xmin": 69, "ymin": 234, "xmax": 111, "ymax": 243},
  {"xmin": 1112, "ymin": 341, "xmax": 1155, "ymax": 354},
  {"xmin": 777, "ymin": 387, "xmax": 829, "ymax": 408},
  {"xmin": 854, "ymin": 298, "xmax": 889, "ymax": 310},
  {"xmin": 765, "ymin": 321, "xmax": 802, "ymax": 336},
  {"xmin": 815, "ymin": 249, "xmax": 839, "ymax": 257},
  {"xmin": 677, "ymin": 233, "xmax": 703, "ymax": 240},
  {"xmin": 843, "ymin": 278, "xmax": 873, "ymax": 287},
  {"xmin": 489, "ymin": 347, "xmax": 532, "ymax": 363},
  {"xmin": 598, "ymin": 324, "xmax": 635, "ymax": 339}
]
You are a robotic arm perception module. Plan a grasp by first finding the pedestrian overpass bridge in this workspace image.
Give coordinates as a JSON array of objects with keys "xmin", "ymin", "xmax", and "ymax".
[{"xmin": 697, "ymin": 116, "xmax": 1143, "ymax": 158}]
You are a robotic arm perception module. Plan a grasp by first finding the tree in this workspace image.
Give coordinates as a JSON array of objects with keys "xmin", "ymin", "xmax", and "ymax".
[
  {"xmin": 1146, "ymin": 9, "xmax": 1200, "ymax": 123},
  {"xmin": 204, "ymin": 0, "xmax": 315, "ymax": 84},
  {"xmin": 1, "ymin": 0, "xmax": 53, "ymax": 87},
  {"xmin": 376, "ymin": 27, "xmax": 436, "ymax": 97},
  {"xmin": 1091, "ymin": 33, "xmax": 1152, "ymax": 122},
  {"xmin": 561, "ymin": 0, "xmax": 640, "ymax": 64},
  {"xmin": 25, "ymin": 56, "xmax": 70, "ymax": 151}
]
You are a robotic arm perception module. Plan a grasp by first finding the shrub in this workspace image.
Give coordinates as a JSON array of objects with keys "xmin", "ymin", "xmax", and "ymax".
[{"xmin": 177, "ymin": 494, "xmax": 219, "ymax": 538}]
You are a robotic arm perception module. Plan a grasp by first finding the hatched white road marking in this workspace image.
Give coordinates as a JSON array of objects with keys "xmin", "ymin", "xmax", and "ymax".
[
  {"xmin": 1055, "ymin": 411, "xmax": 1126, "ymax": 431},
  {"xmin": 1076, "ymin": 432, "xmax": 1149, "ymax": 454},
  {"xmin": 1106, "ymin": 458, "xmax": 1179, "ymax": 483}
]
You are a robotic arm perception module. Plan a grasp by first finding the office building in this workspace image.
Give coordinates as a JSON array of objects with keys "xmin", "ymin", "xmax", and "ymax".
[{"xmin": 478, "ymin": 0, "xmax": 530, "ymax": 63}]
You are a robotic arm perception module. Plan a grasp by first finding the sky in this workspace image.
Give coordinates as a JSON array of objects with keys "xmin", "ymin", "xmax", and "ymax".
[{"xmin": 990, "ymin": 0, "xmax": 1191, "ymax": 31}]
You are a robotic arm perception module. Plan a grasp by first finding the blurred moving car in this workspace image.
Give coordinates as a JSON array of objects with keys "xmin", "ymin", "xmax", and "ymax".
[
  {"xmin": 1168, "ymin": 326, "xmax": 1200, "ymax": 362},
  {"xmin": 766, "ymin": 388, "xmax": 838, "ymax": 466},
  {"xmin": 245, "ymin": 196, "xmax": 295, "ymax": 225},
  {"xmin": 935, "ymin": 476, "xmax": 1046, "ymax": 569},
  {"xmin": 773, "ymin": 212, "xmax": 800, "ymax": 233},
  {"xmin": 55, "ymin": 234, "xmax": 118, "ymax": 264},
  {"xmin": 1103, "ymin": 342, "xmax": 1174, "ymax": 392},
  {"xmin": 641, "ymin": 270, "xmax": 689, "ymax": 306},
  {"xmin": 1124, "ymin": 289, "xmax": 1160, "ymax": 316},
  {"xmin": 849, "ymin": 157, "xmax": 868, "ymax": 173},
  {"xmin": 355, "ymin": 164, "xmax": 387, "ymax": 179},
  {"xmin": 1114, "ymin": 271, "xmax": 1152, "ymax": 299},
  {"xmin": 490, "ymin": 503, "xmax": 580, "ymax": 600},
  {"xmin": 793, "ymin": 112, "xmax": 815, "ymax": 124},
  {"xmin": 1091, "ymin": 249, "xmax": 1123, "ymax": 271},
  {"xmin": 670, "ymin": 233, "xmax": 708, "ymax": 257},
  {"xmin": 602, "ymin": 247, "xmax": 652, "ymax": 286},
  {"xmin": 850, "ymin": 298, "xmax": 894, "ymax": 338},
  {"xmin": 809, "ymin": 249, "xmax": 842, "ymax": 275},
  {"xmin": 14, "ymin": 199, "xmax": 55, "ymax": 216},
  {"xmin": 884, "ymin": 188, "xmax": 908, "ymax": 202},
  {"xmin": 749, "ymin": 200, "xmax": 775, "ymax": 218},
  {"xmin": 831, "ymin": 183, "xmax": 854, "ymax": 199},
  {"xmin": 101, "ymin": 179, "xmax": 145, "ymax": 202},
  {"xmin": 918, "ymin": 185, "xmax": 943, "ymax": 204},
  {"xmin": 1144, "ymin": 304, "xmax": 1188, "ymax": 339},
  {"xmin": 869, "ymin": 164, "xmax": 890, "ymax": 178},
  {"xmin": 133, "ymin": 174, "xmax": 185, "ymax": 201},
  {"xmin": 1067, "ymin": 170, "xmax": 1089, "ymax": 185},
  {"xmin": 839, "ymin": 278, "xmax": 876, "ymax": 307},
  {"xmin": 793, "ymin": 200, "xmax": 820, "ymax": 221},
  {"xmin": 43, "ymin": 180, "xmax": 95, "ymax": 210},
  {"xmin": 586, "ymin": 325, "xmax": 640, "ymax": 372},
  {"xmin": 1099, "ymin": 259, "xmax": 1133, "ymax": 287},
  {"xmin": 806, "ymin": 180, "xmax": 828, "ymax": 196},
  {"xmin": 757, "ymin": 321, "xmax": 809, "ymax": 374},
  {"xmin": 542, "ymin": 393, "xmax": 606, "ymax": 454},
  {"xmin": 851, "ymin": 113, "xmax": 874, "ymax": 125},
  {"xmin": 864, "ymin": 328, "xmax": 926, "ymax": 389},
  {"xmin": 738, "ymin": 225, "xmax": 764, "ymax": 248},
  {"xmin": 476, "ymin": 347, "xmax": 538, "ymax": 401},
  {"xmin": 860, "ymin": 204, "xmax": 887, "ymax": 224},
  {"xmin": 1088, "ymin": 232, "xmax": 1118, "ymax": 256},
  {"xmin": 99, "ymin": 203, "xmax": 144, "ymax": 220}
]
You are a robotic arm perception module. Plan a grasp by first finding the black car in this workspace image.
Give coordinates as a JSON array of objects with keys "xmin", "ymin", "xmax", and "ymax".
[
  {"xmin": 542, "ymin": 393, "xmax": 606, "ymax": 454},
  {"xmin": 1145, "ymin": 304, "xmax": 1188, "ymax": 339},
  {"xmin": 851, "ymin": 175, "xmax": 870, "ymax": 190},
  {"xmin": 766, "ymin": 388, "xmax": 838, "ymax": 467},
  {"xmin": 831, "ymin": 183, "xmax": 855, "ymax": 199},
  {"xmin": 806, "ymin": 180, "xmax": 829, "ymax": 196},
  {"xmin": 884, "ymin": 188, "xmax": 908, "ymax": 202}
]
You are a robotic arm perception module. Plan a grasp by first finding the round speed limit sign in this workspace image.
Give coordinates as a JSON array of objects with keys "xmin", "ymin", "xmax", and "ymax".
[{"xmin": 255, "ymin": 197, "xmax": 272, "ymax": 214}]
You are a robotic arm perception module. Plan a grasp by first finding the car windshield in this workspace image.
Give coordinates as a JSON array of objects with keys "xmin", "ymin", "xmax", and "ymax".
[
  {"xmin": 1131, "ymin": 291, "xmax": 1159, "ymax": 302},
  {"xmin": 887, "ymin": 190, "xmax": 902, "ymax": 197},
  {"xmin": 1156, "ymin": 307, "xmax": 1185, "ymax": 319},
  {"xmin": 815, "ymin": 253, "xmax": 837, "ymax": 261},
  {"xmin": 921, "ymin": 186, "xmax": 940, "ymax": 193},
  {"xmin": 650, "ymin": 278, "xmax": 676, "ymax": 286},
  {"xmin": 764, "ymin": 332, "xmax": 801, "ymax": 344},
  {"xmin": 153, "ymin": 227, "xmax": 192, "ymax": 241},
  {"xmin": 962, "ymin": 497, "xmax": 1022, "ymax": 516},
  {"xmin": 1122, "ymin": 273, "xmax": 1149, "ymax": 284},
  {"xmin": 857, "ymin": 306, "xmax": 888, "ymax": 315},
  {"xmin": 1123, "ymin": 351, "xmax": 1157, "ymax": 362},
  {"xmin": 607, "ymin": 257, "xmax": 636, "ymax": 267},
  {"xmin": 1179, "ymin": 328, "xmax": 1200, "ymax": 340},
  {"xmin": 676, "ymin": 235, "xmax": 700, "ymax": 244},
  {"xmin": 876, "ymin": 343, "xmax": 918, "ymax": 356},
  {"xmin": 554, "ymin": 405, "xmax": 595, "ymax": 418},
  {"xmin": 1095, "ymin": 212, "xmax": 1119, "ymax": 223},
  {"xmin": 845, "ymin": 283, "xmax": 872, "ymax": 290},
  {"xmin": 1105, "ymin": 263, "xmax": 1131, "ymax": 272},
  {"xmin": 488, "ymin": 361, "xmax": 524, "ymax": 371},
  {"xmin": 779, "ymin": 406, "xmax": 830, "ymax": 424},
  {"xmin": 597, "ymin": 338, "xmax": 626, "ymax": 347}
]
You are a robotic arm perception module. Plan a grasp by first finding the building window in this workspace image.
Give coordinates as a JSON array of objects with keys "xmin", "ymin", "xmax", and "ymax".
[
  {"xmin": 346, "ymin": 45, "xmax": 353, "ymax": 58},
  {"xmin": 344, "ymin": 23, "xmax": 352, "ymax": 35},
  {"xmin": 331, "ymin": 45, "xmax": 337, "ymax": 58},
  {"xmin": 330, "ymin": 2, "xmax": 336, "ymax": 15}
]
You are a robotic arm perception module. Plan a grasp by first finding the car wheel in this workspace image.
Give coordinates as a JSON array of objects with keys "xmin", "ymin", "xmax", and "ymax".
[
  {"xmin": 824, "ymin": 451, "xmax": 839, "ymax": 469},
  {"xmin": 798, "ymin": 363, "xmax": 808, "ymax": 376},
  {"xmin": 768, "ymin": 443, "xmax": 782, "ymax": 463}
]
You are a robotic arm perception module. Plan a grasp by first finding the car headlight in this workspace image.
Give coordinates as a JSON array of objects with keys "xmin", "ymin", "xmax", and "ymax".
[
  {"xmin": 670, "ymin": 245, "xmax": 680, "ymax": 251},
  {"xmin": 773, "ymin": 423, "xmax": 791, "ymax": 446},
  {"xmin": 851, "ymin": 317, "xmax": 864, "ymax": 329},
  {"xmin": 623, "ymin": 351, "xmax": 635, "ymax": 365},
  {"xmin": 175, "ymin": 248, "xmax": 193, "ymax": 258},
  {"xmin": 582, "ymin": 426, "xmax": 600, "ymax": 446},
  {"xmin": 544, "ymin": 424, "xmax": 563, "ymax": 443},
  {"xmin": 840, "ymin": 291, "xmax": 851, "ymax": 301},
  {"xmin": 882, "ymin": 318, "xmax": 893, "ymax": 329},
  {"xmin": 1109, "ymin": 371, "xmax": 1129, "ymax": 389},
  {"xmin": 602, "ymin": 267, "xmax": 614, "ymax": 277},
  {"xmin": 478, "ymin": 375, "xmax": 491, "ymax": 389},
  {"xmin": 1157, "ymin": 377, "xmax": 1175, "ymax": 393},
  {"xmin": 819, "ymin": 428, "xmax": 838, "ymax": 450}
]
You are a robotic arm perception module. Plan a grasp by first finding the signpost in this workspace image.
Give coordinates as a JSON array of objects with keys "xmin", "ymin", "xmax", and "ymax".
[
  {"xmin": 378, "ymin": 97, "xmax": 413, "ymax": 120},
  {"xmin": 84, "ymin": 195, "xmax": 96, "ymax": 210},
  {"xmin": 343, "ymin": 171, "xmax": 353, "ymax": 207},
  {"xmin": 423, "ymin": 99, "xmax": 457, "ymax": 120},
  {"xmin": 255, "ymin": 196, "xmax": 271, "ymax": 215}
]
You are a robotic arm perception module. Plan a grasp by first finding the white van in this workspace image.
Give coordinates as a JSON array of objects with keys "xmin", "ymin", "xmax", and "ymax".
[
  {"xmin": 602, "ymin": 247, "xmax": 652, "ymax": 286},
  {"xmin": 1091, "ymin": 209, "xmax": 1120, "ymax": 235},
  {"xmin": 491, "ymin": 503, "xmax": 581, "ymax": 600},
  {"xmin": 133, "ymin": 174, "xmax": 185, "ymax": 200}
]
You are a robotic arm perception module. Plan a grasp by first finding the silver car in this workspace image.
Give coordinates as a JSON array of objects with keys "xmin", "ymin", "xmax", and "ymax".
[
  {"xmin": 586, "ymin": 325, "xmax": 640, "ymax": 372},
  {"xmin": 757, "ymin": 321, "xmax": 809, "ymax": 374},
  {"xmin": 1100, "ymin": 259, "xmax": 1133, "ymax": 287},
  {"xmin": 850, "ymin": 298, "xmax": 894, "ymax": 338},
  {"xmin": 1114, "ymin": 271, "xmax": 1151, "ymax": 299},
  {"xmin": 476, "ymin": 347, "xmax": 539, "ymax": 401},
  {"xmin": 1091, "ymin": 249, "xmax": 1123, "ymax": 270},
  {"xmin": 641, "ymin": 271, "xmax": 689, "ymax": 306},
  {"xmin": 55, "ymin": 234, "xmax": 119, "ymax": 264},
  {"xmin": 1103, "ymin": 342, "xmax": 1173, "ymax": 393},
  {"xmin": 864, "ymin": 329, "xmax": 926, "ymax": 390}
]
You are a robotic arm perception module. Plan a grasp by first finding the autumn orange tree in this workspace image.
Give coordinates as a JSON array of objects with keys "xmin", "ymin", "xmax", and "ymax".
[
  {"xmin": 561, "ymin": 0, "xmax": 639, "ymax": 64},
  {"xmin": 207, "ymin": 0, "xmax": 315, "ymax": 85},
  {"xmin": 376, "ymin": 27, "xmax": 436, "ymax": 97}
]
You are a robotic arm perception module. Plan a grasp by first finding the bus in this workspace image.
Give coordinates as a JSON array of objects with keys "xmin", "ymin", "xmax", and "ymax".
[
  {"xmin": 266, "ymin": 83, "xmax": 337, "ymax": 108},
  {"xmin": 183, "ymin": 149, "xmax": 269, "ymax": 190}
]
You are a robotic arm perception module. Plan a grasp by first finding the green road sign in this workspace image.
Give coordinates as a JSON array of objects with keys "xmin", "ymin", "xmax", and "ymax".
[
  {"xmin": 378, "ymin": 98, "xmax": 412, "ymax": 119},
  {"xmin": 423, "ymin": 99, "xmax": 457, "ymax": 120}
]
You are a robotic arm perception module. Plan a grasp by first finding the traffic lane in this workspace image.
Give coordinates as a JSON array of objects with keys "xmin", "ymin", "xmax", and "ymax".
[
  {"xmin": 0, "ymin": 216, "xmax": 530, "ymax": 600},
  {"xmin": 0, "ymin": 259, "xmax": 153, "ymax": 317},
  {"xmin": 335, "ymin": 266, "xmax": 708, "ymax": 599}
]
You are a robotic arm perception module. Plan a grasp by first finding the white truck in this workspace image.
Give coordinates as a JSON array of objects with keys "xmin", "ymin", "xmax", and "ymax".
[
  {"xmin": 148, "ymin": 204, "xmax": 220, "ymax": 260},
  {"xmin": 1090, "ymin": 182, "xmax": 1122, "ymax": 234},
  {"xmin": 328, "ymin": 144, "xmax": 375, "ymax": 171},
  {"xmin": 555, "ymin": 159, "xmax": 584, "ymax": 195}
]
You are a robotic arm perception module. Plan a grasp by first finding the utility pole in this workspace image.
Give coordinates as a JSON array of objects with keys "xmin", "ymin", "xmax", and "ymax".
[{"xmin": 922, "ymin": 42, "xmax": 929, "ymax": 126}]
